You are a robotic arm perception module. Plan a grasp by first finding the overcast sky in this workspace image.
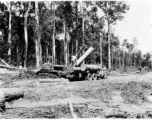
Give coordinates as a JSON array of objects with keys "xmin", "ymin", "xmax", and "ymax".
[{"xmin": 112, "ymin": 0, "xmax": 152, "ymax": 54}]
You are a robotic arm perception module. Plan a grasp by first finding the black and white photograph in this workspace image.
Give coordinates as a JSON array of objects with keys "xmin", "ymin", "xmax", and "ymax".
[{"xmin": 0, "ymin": 0, "xmax": 152, "ymax": 118}]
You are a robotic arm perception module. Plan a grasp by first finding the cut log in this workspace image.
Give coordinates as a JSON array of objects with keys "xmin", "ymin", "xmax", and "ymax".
[
  {"xmin": 0, "ymin": 58, "xmax": 9, "ymax": 67},
  {"xmin": 2, "ymin": 88, "xmax": 24, "ymax": 103},
  {"xmin": 0, "ymin": 89, "xmax": 5, "ymax": 112},
  {"xmin": 39, "ymin": 79, "xmax": 63, "ymax": 83},
  {"xmin": 0, "ymin": 64, "xmax": 17, "ymax": 70},
  {"xmin": 76, "ymin": 47, "xmax": 94, "ymax": 66},
  {"xmin": 68, "ymin": 102, "xmax": 77, "ymax": 118},
  {"xmin": 0, "ymin": 68, "xmax": 20, "ymax": 75},
  {"xmin": 81, "ymin": 64, "xmax": 102, "ymax": 72}
]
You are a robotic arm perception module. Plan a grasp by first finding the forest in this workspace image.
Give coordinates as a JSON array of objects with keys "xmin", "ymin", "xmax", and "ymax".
[{"xmin": 0, "ymin": 1, "xmax": 150, "ymax": 70}]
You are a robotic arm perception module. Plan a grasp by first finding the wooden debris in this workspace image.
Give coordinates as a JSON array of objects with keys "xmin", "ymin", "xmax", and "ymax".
[
  {"xmin": 68, "ymin": 102, "xmax": 77, "ymax": 118},
  {"xmin": 1, "ymin": 88, "xmax": 24, "ymax": 108},
  {"xmin": 0, "ymin": 58, "xmax": 9, "ymax": 67},
  {"xmin": 105, "ymin": 109, "xmax": 128, "ymax": 118},
  {"xmin": 0, "ymin": 89, "xmax": 5, "ymax": 112},
  {"xmin": 39, "ymin": 79, "xmax": 63, "ymax": 83}
]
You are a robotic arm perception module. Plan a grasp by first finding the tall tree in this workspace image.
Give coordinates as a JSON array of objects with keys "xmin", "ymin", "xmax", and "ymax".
[
  {"xmin": 7, "ymin": 2, "xmax": 12, "ymax": 63},
  {"xmin": 80, "ymin": 2, "xmax": 85, "ymax": 55},
  {"xmin": 122, "ymin": 39, "xmax": 127, "ymax": 69},
  {"xmin": 35, "ymin": 1, "xmax": 42, "ymax": 68},
  {"xmin": 100, "ymin": 34, "xmax": 103, "ymax": 67},
  {"xmin": 96, "ymin": 1, "xmax": 129, "ymax": 70},
  {"xmin": 126, "ymin": 43, "xmax": 134, "ymax": 66},
  {"xmin": 75, "ymin": 1, "xmax": 78, "ymax": 55},
  {"xmin": 52, "ymin": 2, "xmax": 56, "ymax": 64},
  {"xmin": 24, "ymin": 1, "xmax": 31, "ymax": 68}
]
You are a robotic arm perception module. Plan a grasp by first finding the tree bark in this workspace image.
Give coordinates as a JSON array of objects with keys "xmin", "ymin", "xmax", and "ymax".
[
  {"xmin": 16, "ymin": 46, "xmax": 19, "ymax": 66},
  {"xmin": 81, "ymin": 2, "xmax": 85, "ymax": 56},
  {"xmin": 106, "ymin": 2, "xmax": 111, "ymax": 71},
  {"xmin": 75, "ymin": 2, "xmax": 78, "ymax": 55},
  {"xmin": 35, "ymin": 1, "xmax": 42, "ymax": 68},
  {"xmin": 122, "ymin": 46, "xmax": 125, "ymax": 69},
  {"xmin": 111, "ymin": 45, "xmax": 113, "ymax": 69},
  {"xmin": 108, "ymin": 24, "xmax": 111, "ymax": 70},
  {"xmin": 119, "ymin": 50, "xmax": 121, "ymax": 68},
  {"xmin": 100, "ymin": 34, "xmax": 103, "ymax": 68},
  {"xmin": 35, "ymin": 1, "xmax": 41, "ymax": 68},
  {"xmin": 52, "ymin": 2, "xmax": 56, "ymax": 65},
  {"xmin": 64, "ymin": 21, "xmax": 68, "ymax": 66},
  {"xmin": 7, "ymin": 2, "xmax": 11, "ymax": 64},
  {"xmin": 46, "ymin": 47, "xmax": 48, "ymax": 60},
  {"xmin": 24, "ymin": 2, "xmax": 31, "ymax": 69}
]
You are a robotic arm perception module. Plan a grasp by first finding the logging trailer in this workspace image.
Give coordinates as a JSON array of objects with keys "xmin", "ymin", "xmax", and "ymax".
[{"xmin": 37, "ymin": 46, "xmax": 108, "ymax": 81}]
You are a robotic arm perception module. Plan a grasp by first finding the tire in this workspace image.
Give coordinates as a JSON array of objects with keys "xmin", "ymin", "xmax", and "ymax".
[
  {"xmin": 92, "ymin": 73, "xmax": 97, "ymax": 80},
  {"xmin": 87, "ymin": 73, "xmax": 92, "ymax": 81}
]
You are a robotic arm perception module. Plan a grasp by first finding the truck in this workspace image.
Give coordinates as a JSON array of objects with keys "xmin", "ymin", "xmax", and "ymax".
[{"xmin": 36, "ymin": 46, "xmax": 108, "ymax": 81}]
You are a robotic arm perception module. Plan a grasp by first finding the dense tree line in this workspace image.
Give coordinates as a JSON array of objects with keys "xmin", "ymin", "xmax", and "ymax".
[{"xmin": 0, "ymin": 1, "xmax": 148, "ymax": 70}]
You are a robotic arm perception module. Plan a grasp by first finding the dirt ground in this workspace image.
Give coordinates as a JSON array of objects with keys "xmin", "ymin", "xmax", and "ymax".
[{"xmin": 1, "ymin": 71, "xmax": 152, "ymax": 118}]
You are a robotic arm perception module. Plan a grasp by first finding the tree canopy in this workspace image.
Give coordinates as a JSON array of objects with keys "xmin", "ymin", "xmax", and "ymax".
[{"xmin": 0, "ymin": 1, "xmax": 144, "ymax": 70}]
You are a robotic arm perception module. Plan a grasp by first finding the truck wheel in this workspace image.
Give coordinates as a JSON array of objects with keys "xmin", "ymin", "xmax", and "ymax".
[
  {"xmin": 92, "ymin": 73, "xmax": 97, "ymax": 80},
  {"xmin": 87, "ymin": 73, "xmax": 92, "ymax": 81}
]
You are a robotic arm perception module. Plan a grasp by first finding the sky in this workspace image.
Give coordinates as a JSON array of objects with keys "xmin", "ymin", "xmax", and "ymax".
[
  {"xmin": 107, "ymin": 0, "xmax": 152, "ymax": 54},
  {"xmin": 97, "ymin": 0, "xmax": 152, "ymax": 55}
]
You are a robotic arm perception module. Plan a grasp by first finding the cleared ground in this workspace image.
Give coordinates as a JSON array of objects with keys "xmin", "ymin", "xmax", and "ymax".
[{"xmin": 1, "ymin": 71, "xmax": 152, "ymax": 118}]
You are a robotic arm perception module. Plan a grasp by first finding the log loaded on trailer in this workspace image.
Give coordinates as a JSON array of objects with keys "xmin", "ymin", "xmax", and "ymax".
[{"xmin": 36, "ymin": 46, "xmax": 108, "ymax": 81}]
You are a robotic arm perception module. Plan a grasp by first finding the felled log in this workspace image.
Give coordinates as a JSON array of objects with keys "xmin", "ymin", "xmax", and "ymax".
[
  {"xmin": 76, "ymin": 47, "xmax": 94, "ymax": 66},
  {"xmin": 68, "ymin": 102, "xmax": 77, "ymax": 118},
  {"xmin": 0, "ymin": 68, "xmax": 20, "ymax": 75},
  {"xmin": 80, "ymin": 64, "xmax": 102, "ymax": 72},
  {"xmin": 39, "ymin": 79, "xmax": 63, "ymax": 83},
  {"xmin": 0, "ymin": 89, "xmax": 5, "ymax": 112},
  {"xmin": 105, "ymin": 109, "xmax": 128, "ymax": 118},
  {"xmin": 0, "ymin": 64, "xmax": 17, "ymax": 70},
  {"xmin": 2, "ymin": 88, "xmax": 24, "ymax": 104},
  {"xmin": 0, "ymin": 58, "xmax": 9, "ymax": 67}
]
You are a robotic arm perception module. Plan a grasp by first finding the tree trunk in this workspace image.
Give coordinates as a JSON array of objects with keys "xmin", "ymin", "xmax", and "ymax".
[
  {"xmin": 106, "ymin": 2, "xmax": 111, "ymax": 71},
  {"xmin": 24, "ymin": 2, "xmax": 31, "ymax": 69},
  {"xmin": 64, "ymin": 21, "xmax": 68, "ymax": 66},
  {"xmin": 35, "ymin": 1, "xmax": 42, "ymax": 68},
  {"xmin": 16, "ymin": 46, "xmax": 19, "ymax": 66},
  {"xmin": 100, "ymin": 34, "xmax": 103, "ymax": 68},
  {"xmin": 75, "ymin": 2, "xmax": 78, "ymax": 55},
  {"xmin": 7, "ymin": 2, "xmax": 11, "ymax": 64},
  {"xmin": 52, "ymin": 2, "xmax": 56, "ymax": 65},
  {"xmin": 81, "ymin": 2, "xmax": 85, "ymax": 56},
  {"xmin": 131, "ymin": 53, "xmax": 132, "ymax": 66},
  {"xmin": 46, "ymin": 47, "xmax": 48, "ymax": 60},
  {"xmin": 122, "ymin": 46, "xmax": 125, "ymax": 69},
  {"xmin": 111, "ymin": 45, "xmax": 113, "ymax": 69},
  {"xmin": 119, "ymin": 50, "xmax": 121, "ymax": 68},
  {"xmin": 108, "ymin": 24, "xmax": 111, "ymax": 70}
]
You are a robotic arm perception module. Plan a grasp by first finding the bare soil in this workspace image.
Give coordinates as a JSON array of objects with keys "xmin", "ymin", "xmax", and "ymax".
[{"xmin": 1, "ymin": 71, "xmax": 152, "ymax": 118}]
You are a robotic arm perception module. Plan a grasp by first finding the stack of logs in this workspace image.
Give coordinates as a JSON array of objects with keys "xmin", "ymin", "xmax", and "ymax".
[{"xmin": 67, "ymin": 64, "xmax": 107, "ymax": 81}]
